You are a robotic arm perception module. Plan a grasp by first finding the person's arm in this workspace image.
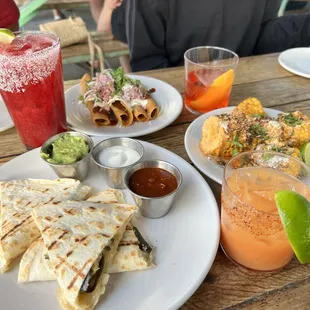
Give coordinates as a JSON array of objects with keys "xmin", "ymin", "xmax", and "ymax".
[
  {"xmin": 123, "ymin": 0, "xmax": 171, "ymax": 72},
  {"xmin": 254, "ymin": 1, "xmax": 310, "ymax": 54},
  {"xmin": 89, "ymin": 0, "xmax": 103, "ymax": 24},
  {"xmin": 97, "ymin": 0, "xmax": 122, "ymax": 32}
]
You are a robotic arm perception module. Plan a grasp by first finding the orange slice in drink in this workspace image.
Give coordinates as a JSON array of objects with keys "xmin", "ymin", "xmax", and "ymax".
[{"xmin": 190, "ymin": 69, "xmax": 235, "ymax": 112}]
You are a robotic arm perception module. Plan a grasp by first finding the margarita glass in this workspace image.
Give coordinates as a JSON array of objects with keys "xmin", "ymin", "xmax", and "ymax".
[
  {"xmin": 221, "ymin": 151, "xmax": 310, "ymax": 271},
  {"xmin": 0, "ymin": 31, "xmax": 67, "ymax": 150}
]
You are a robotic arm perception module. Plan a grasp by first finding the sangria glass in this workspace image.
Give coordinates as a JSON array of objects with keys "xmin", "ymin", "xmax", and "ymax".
[
  {"xmin": 0, "ymin": 31, "xmax": 67, "ymax": 150},
  {"xmin": 184, "ymin": 46, "xmax": 239, "ymax": 114},
  {"xmin": 221, "ymin": 151, "xmax": 310, "ymax": 271}
]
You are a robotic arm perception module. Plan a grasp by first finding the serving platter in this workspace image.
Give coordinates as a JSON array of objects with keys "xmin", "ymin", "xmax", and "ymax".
[
  {"xmin": 65, "ymin": 75, "xmax": 183, "ymax": 137},
  {"xmin": 184, "ymin": 106, "xmax": 282, "ymax": 185},
  {"xmin": 0, "ymin": 138, "xmax": 220, "ymax": 310}
]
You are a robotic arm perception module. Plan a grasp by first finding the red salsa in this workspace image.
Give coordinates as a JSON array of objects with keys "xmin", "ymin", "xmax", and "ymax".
[{"xmin": 129, "ymin": 168, "xmax": 178, "ymax": 198}]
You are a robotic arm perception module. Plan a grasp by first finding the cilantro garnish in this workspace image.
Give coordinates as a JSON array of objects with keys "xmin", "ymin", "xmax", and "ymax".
[
  {"xmin": 283, "ymin": 113, "xmax": 302, "ymax": 127},
  {"xmin": 232, "ymin": 133, "xmax": 243, "ymax": 156},
  {"xmin": 110, "ymin": 67, "xmax": 141, "ymax": 96},
  {"xmin": 271, "ymin": 146, "xmax": 282, "ymax": 152},
  {"xmin": 249, "ymin": 124, "xmax": 267, "ymax": 137},
  {"xmin": 252, "ymin": 114, "xmax": 264, "ymax": 118}
]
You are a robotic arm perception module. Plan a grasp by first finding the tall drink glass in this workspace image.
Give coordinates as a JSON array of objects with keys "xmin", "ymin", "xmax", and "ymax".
[
  {"xmin": 221, "ymin": 151, "xmax": 310, "ymax": 271},
  {"xmin": 0, "ymin": 31, "xmax": 67, "ymax": 150},
  {"xmin": 184, "ymin": 46, "xmax": 239, "ymax": 114}
]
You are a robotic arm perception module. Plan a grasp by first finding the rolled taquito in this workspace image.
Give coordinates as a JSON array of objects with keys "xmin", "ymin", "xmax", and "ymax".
[{"xmin": 110, "ymin": 99, "xmax": 134, "ymax": 126}]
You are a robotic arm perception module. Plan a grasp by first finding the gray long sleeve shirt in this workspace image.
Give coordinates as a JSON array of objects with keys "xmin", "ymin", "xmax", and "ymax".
[{"xmin": 112, "ymin": 0, "xmax": 310, "ymax": 72}]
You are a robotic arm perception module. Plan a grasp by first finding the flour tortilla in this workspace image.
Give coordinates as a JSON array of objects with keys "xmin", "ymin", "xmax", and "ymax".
[
  {"xmin": 0, "ymin": 179, "xmax": 92, "ymax": 273},
  {"xmin": 19, "ymin": 190, "xmax": 154, "ymax": 283},
  {"xmin": 32, "ymin": 200, "xmax": 137, "ymax": 310}
]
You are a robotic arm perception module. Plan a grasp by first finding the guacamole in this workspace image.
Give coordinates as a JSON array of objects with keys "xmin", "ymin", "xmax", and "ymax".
[{"xmin": 41, "ymin": 134, "xmax": 89, "ymax": 165}]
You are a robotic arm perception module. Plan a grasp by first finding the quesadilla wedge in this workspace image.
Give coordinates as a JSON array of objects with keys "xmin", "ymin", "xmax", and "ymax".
[
  {"xmin": 18, "ymin": 224, "xmax": 154, "ymax": 283},
  {"xmin": 0, "ymin": 179, "xmax": 91, "ymax": 273},
  {"xmin": 19, "ymin": 190, "xmax": 155, "ymax": 283},
  {"xmin": 32, "ymin": 200, "xmax": 137, "ymax": 310}
]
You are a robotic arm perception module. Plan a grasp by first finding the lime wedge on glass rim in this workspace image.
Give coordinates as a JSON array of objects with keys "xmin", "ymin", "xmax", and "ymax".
[
  {"xmin": 300, "ymin": 142, "xmax": 310, "ymax": 165},
  {"xmin": 275, "ymin": 190, "xmax": 310, "ymax": 264},
  {"xmin": 0, "ymin": 28, "xmax": 15, "ymax": 44}
]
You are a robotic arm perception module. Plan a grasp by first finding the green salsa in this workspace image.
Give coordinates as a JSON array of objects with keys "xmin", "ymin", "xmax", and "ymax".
[{"xmin": 41, "ymin": 134, "xmax": 89, "ymax": 165}]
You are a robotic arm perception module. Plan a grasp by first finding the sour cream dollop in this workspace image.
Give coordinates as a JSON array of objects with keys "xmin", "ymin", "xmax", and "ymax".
[{"xmin": 97, "ymin": 145, "xmax": 141, "ymax": 168}]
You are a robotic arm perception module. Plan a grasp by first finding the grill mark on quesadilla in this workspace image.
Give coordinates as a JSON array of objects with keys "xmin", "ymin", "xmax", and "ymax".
[
  {"xmin": 67, "ymin": 259, "xmax": 93, "ymax": 290},
  {"xmin": 25, "ymin": 201, "xmax": 31, "ymax": 206},
  {"xmin": 0, "ymin": 215, "xmax": 32, "ymax": 241},
  {"xmin": 63, "ymin": 208, "xmax": 78, "ymax": 215},
  {"xmin": 47, "ymin": 230, "xmax": 68, "ymax": 250},
  {"xmin": 47, "ymin": 240, "xmax": 58, "ymax": 250},
  {"xmin": 53, "ymin": 254, "xmax": 91, "ymax": 289},
  {"xmin": 42, "ymin": 226, "xmax": 50, "ymax": 233},
  {"xmin": 42, "ymin": 215, "xmax": 63, "ymax": 233},
  {"xmin": 101, "ymin": 233, "xmax": 111, "ymax": 238},
  {"xmin": 79, "ymin": 236, "xmax": 88, "ymax": 243},
  {"xmin": 45, "ymin": 216, "xmax": 52, "ymax": 222},
  {"xmin": 119, "ymin": 241, "xmax": 139, "ymax": 247},
  {"xmin": 66, "ymin": 250, "xmax": 73, "ymax": 257}
]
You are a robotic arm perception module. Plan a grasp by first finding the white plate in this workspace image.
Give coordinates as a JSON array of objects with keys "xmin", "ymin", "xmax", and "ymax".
[
  {"xmin": 278, "ymin": 48, "xmax": 310, "ymax": 78},
  {"xmin": 0, "ymin": 98, "xmax": 14, "ymax": 132},
  {"xmin": 0, "ymin": 138, "xmax": 220, "ymax": 310},
  {"xmin": 65, "ymin": 75, "xmax": 183, "ymax": 137},
  {"xmin": 184, "ymin": 107, "xmax": 282, "ymax": 185}
]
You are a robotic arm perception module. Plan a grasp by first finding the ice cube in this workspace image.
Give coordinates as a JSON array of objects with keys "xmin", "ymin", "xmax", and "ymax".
[{"xmin": 195, "ymin": 69, "xmax": 225, "ymax": 87}]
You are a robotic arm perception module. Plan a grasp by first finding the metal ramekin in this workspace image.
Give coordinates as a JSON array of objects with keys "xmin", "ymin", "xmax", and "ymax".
[
  {"xmin": 91, "ymin": 137, "xmax": 144, "ymax": 189},
  {"xmin": 124, "ymin": 160, "xmax": 183, "ymax": 218},
  {"xmin": 40, "ymin": 131, "xmax": 94, "ymax": 181}
]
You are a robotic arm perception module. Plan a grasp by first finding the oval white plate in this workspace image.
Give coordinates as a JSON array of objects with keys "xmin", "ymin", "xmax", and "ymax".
[
  {"xmin": 65, "ymin": 75, "xmax": 183, "ymax": 137},
  {"xmin": 184, "ymin": 107, "xmax": 282, "ymax": 185},
  {"xmin": 278, "ymin": 48, "xmax": 310, "ymax": 78},
  {"xmin": 0, "ymin": 138, "xmax": 220, "ymax": 310},
  {"xmin": 0, "ymin": 98, "xmax": 14, "ymax": 132}
]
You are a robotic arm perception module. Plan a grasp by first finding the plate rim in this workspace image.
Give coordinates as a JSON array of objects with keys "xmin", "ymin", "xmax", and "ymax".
[
  {"xmin": 184, "ymin": 106, "xmax": 283, "ymax": 185},
  {"xmin": 278, "ymin": 48, "xmax": 310, "ymax": 79},
  {"xmin": 0, "ymin": 138, "xmax": 220, "ymax": 310},
  {"xmin": 65, "ymin": 75, "xmax": 184, "ymax": 137}
]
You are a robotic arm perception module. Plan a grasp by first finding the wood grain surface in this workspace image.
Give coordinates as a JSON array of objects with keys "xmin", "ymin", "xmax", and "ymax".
[{"xmin": 1, "ymin": 53, "xmax": 310, "ymax": 309}]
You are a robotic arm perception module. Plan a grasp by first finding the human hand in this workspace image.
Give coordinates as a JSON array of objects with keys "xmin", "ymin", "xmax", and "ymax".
[{"xmin": 104, "ymin": 0, "xmax": 123, "ymax": 10}]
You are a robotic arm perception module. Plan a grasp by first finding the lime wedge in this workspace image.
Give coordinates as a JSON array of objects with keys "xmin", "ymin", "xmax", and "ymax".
[
  {"xmin": 300, "ymin": 142, "xmax": 310, "ymax": 165},
  {"xmin": 275, "ymin": 190, "xmax": 310, "ymax": 264},
  {"xmin": 0, "ymin": 28, "xmax": 15, "ymax": 45}
]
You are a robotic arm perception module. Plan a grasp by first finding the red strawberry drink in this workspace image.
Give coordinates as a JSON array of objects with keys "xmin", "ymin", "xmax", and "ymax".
[{"xmin": 0, "ymin": 32, "xmax": 67, "ymax": 149}]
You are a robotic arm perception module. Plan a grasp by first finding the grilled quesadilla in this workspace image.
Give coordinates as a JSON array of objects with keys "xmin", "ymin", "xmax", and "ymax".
[
  {"xmin": 32, "ymin": 200, "xmax": 137, "ymax": 310},
  {"xmin": 19, "ymin": 190, "xmax": 154, "ymax": 283},
  {"xmin": 0, "ymin": 179, "xmax": 91, "ymax": 273},
  {"xmin": 79, "ymin": 67, "xmax": 158, "ymax": 127}
]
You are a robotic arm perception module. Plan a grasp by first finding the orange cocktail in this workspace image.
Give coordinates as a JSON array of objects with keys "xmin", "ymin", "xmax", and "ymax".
[
  {"xmin": 221, "ymin": 151, "xmax": 310, "ymax": 271},
  {"xmin": 184, "ymin": 47, "xmax": 238, "ymax": 114}
]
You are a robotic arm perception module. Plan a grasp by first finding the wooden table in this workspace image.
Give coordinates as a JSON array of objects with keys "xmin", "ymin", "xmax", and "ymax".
[{"xmin": 1, "ymin": 53, "xmax": 310, "ymax": 309}]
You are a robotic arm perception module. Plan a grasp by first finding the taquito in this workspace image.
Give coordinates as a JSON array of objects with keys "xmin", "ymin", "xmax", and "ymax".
[
  {"xmin": 80, "ymin": 74, "xmax": 112, "ymax": 127},
  {"xmin": 146, "ymin": 98, "xmax": 159, "ymax": 120},
  {"xmin": 133, "ymin": 105, "xmax": 148, "ymax": 122},
  {"xmin": 110, "ymin": 99, "xmax": 134, "ymax": 126}
]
